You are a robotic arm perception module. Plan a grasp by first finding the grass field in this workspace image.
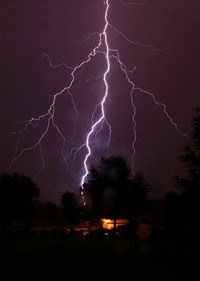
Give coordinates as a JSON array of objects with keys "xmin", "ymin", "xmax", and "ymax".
[{"xmin": 0, "ymin": 236, "xmax": 199, "ymax": 281}]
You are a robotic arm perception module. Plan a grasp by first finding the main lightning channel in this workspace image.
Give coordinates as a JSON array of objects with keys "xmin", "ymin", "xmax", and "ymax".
[{"xmin": 80, "ymin": 0, "xmax": 110, "ymax": 204}]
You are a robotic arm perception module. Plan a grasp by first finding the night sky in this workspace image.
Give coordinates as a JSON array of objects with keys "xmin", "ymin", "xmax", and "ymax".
[{"xmin": 1, "ymin": 0, "xmax": 200, "ymax": 204}]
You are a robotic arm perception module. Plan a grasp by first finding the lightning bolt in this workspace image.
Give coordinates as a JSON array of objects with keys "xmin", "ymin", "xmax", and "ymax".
[
  {"xmin": 79, "ymin": 0, "xmax": 188, "ymax": 204},
  {"xmin": 7, "ymin": 0, "xmax": 188, "ymax": 206},
  {"xmin": 79, "ymin": 0, "xmax": 111, "ymax": 204}
]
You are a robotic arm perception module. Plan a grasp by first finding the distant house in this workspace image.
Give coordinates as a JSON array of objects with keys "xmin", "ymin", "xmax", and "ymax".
[{"xmin": 101, "ymin": 218, "xmax": 129, "ymax": 229}]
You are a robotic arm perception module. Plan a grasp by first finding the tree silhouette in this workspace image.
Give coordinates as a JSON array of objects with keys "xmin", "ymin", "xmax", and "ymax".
[
  {"xmin": 83, "ymin": 156, "xmax": 150, "ymax": 232},
  {"xmin": 176, "ymin": 107, "xmax": 200, "ymax": 224},
  {"xmin": 35, "ymin": 201, "xmax": 64, "ymax": 227},
  {"xmin": 164, "ymin": 191, "xmax": 185, "ymax": 227},
  {"xmin": 126, "ymin": 172, "xmax": 150, "ymax": 228},
  {"xmin": 61, "ymin": 191, "xmax": 80, "ymax": 225},
  {"xmin": 0, "ymin": 173, "xmax": 40, "ymax": 233}
]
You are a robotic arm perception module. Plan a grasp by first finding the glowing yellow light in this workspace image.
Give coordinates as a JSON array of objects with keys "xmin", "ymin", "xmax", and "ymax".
[{"xmin": 101, "ymin": 218, "xmax": 129, "ymax": 229}]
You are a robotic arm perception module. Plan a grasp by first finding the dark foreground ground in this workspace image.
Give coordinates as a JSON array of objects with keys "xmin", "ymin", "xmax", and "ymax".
[{"xmin": 0, "ymin": 236, "xmax": 200, "ymax": 281}]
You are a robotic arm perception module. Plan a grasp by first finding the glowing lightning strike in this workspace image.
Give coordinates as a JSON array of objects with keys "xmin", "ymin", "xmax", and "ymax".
[
  {"xmin": 7, "ymin": 0, "xmax": 189, "ymax": 206},
  {"xmin": 80, "ymin": 0, "xmax": 110, "ymax": 202},
  {"xmin": 79, "ymin": 0, "xmax": 189, "ymax": 203}
]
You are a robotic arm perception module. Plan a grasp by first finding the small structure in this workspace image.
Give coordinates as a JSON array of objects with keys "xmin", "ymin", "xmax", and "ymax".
[{"xmin": 101, "ymin": 218, "xmax": 129, "ymax": 230}]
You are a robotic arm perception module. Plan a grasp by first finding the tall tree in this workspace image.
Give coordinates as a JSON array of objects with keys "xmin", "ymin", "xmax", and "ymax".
[
  {"xmin": 163, "ymin": 191, "xmax": 185, "ymax": 227},
  {"xmin": 0, "ymin": 173, "xmax": 40, "ymax": 232},
  {"xmin": 82, "ymin": 156, "xmax": 150, "ymax": 231},
  {"xmin": 126, "ymin": 172, "xmax": 150, "ymax": 222},
  {"xmin": 61, "ymin": 191, "xmax": 80, "ymax": 225},
  {"xmin": 176, "ymin": 107, "xmax": 200, "ymax": 224},
  {"xmin": 83, "ymin": 156, "xmax": 130, "ymax": 217},
  {"xmin": 35, "ymin": 201, "xmax": 64, "ymax": 227}
]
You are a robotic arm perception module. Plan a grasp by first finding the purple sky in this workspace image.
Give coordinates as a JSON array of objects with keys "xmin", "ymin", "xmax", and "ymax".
[{"xmin": 1, "ymin": 0, "xmax": 200, "ymax": 204}]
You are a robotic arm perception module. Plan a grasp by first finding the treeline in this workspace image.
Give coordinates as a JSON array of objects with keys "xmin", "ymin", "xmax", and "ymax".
[{"xmin": 0, "ymin": 107, "xmax": 200, "ymax": 240}]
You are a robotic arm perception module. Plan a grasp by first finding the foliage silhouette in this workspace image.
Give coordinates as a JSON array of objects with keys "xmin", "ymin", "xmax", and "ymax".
[
  {"xmin": 82, "ymin": 156, "xmax": 150, "ymax": 232},
  {"xmin": 34, "ymin": 201, "xmax": 64, "ymax": 227},
  {"xmin": 61, "ymin": 191, "xmax": 80, "ymax": 225},
  {"xmin": 175, "ymin": 107, "xmax": 200, "ymax": 225},
  {"xmin": 0, "ymin": 173, "xmax": 40, "ymax": 233}
]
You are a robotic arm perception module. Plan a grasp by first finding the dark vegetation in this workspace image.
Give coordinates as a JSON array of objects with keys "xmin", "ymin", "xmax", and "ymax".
[
  {"xmin": 1, "ymin": 236, "xmax": 200, "ymax": 281},
  {"xmin": 82, "ymin": 156, "xmax": 150, "ymax": 234},
  {"xmin": 0, "ymin": 107, "xmax": 200, "ymax": 280}
]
